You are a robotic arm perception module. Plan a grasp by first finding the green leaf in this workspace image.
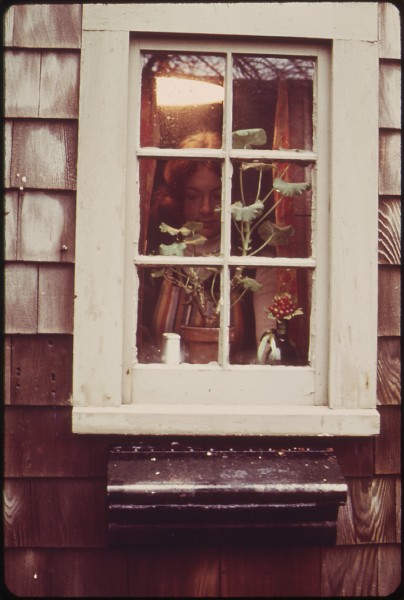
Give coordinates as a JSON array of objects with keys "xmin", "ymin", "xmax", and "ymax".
[
  {"xmin": 159, "ymin": 242, "xmax": 186, "ymax": 256},
  {"xmin": 231, "ymin": 200, "xmax": 264, "ymax": 222},
  {"xmin": 241, "ymin": 161, "xmax": 273, "ymax": 172},
  {"xmin": 184, "ymin": 235, "xmax": 207, "ymax": 246},
  {"xmin": 257, "ymin": 220, "xmax": 295, "ymax": 246},
  {"xmin": 151, "ymin": 268, "xmax": 165, "ymax": 278},
  {"xmin": 232, "ymin": 128, "xmax": 267, "ymax": 149},
  {"xmin": 239, "ymin": 276, "xmax": 262, "ymax": 292},
  {"xmin": 273, "ymin": 178, "xmax": 311, "ymax": 196},
  {"xmin": 183, "ymin": 221, "xmax": 204, "ymax": 234},
  {"xmin": 159, "ymin": 222, "xmax": 182, "ymax": 236},
  {"xmin": 160, "ymin": 221, "xmax": 204, "ymax": 237}
]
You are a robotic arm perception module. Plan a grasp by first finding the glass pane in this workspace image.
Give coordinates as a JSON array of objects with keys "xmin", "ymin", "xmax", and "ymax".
[
  {"xmin": 230, "ymin": 160, "xmax": 313, "ymax": 259},
  {"xmin": 141, "ymin": 52, "xmax": 225, "ymax": 148},
  {"xmin": 137, "ymin": 265, "xmax": 223, "ymax": 364},
  {"xmin": 229, "ymin": 266, "xmax": 312, "ymax": 365},
  {"xmin": 139, "ymin": 158, "xmax": 223, "ymax": 256},
  {"xmin": 232, "ymin": 55, "xmax": 314, "ymax": 150}
]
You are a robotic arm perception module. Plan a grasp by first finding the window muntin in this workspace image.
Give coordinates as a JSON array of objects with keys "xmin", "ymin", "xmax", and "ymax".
[{"xmin": 134, "ymin": 39, "xmax": 321, "ymax": 382}]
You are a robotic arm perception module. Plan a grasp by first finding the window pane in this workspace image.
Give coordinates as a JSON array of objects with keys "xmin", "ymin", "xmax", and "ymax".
[
  {"xmin": 141, "ymin": 52, "xmax": 225, "ymax": 148},
  {"xmin": 232, "ymin": 55, "xmax": 314, "ymax": 150},
  {"xmin": 230, "ymin": 160, "xmax": 313, "ymax": 259},
  {"xmin": 137, "ymin": 265, "xmax": 224, "ymax": 364},
  {"xmin": 230, "ymin": 266, "xmax": 312, "ymax": 366},
  {"xmin": 139, "ymin": 157, "xmax": 223, "ymax": 256},
  {"xmin": 137, "ymin": 265, "xmax": 312, "ymax": 366}
]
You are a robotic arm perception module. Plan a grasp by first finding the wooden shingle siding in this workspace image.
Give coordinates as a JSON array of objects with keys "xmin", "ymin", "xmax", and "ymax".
[
  {"xmin": 8, "ymin": 120, "xmax": 78, "ymax": 190},
  {"xmin": 5, "ymin": 263, "xmax": 38, "ymax": 333},
  {"xmin": 377, "ymin": 338, "xmax": 401, "ymax": 404},
  {"xmin": 5, "ymin": 190, "xmax": 75, "ymax": 262},
  {"xmin": 5, "ymin": 50, "xmax": 80, "ymax": 118},
  {"xmin": 378, "ymin": 265, "xmax": 401, "ymax": 336},
  {"xmin": 379, "ymin": 131, "xmax": 401, "ymax": 196},
  {"xmin": 378, "ymin": 198, "xmax": 401, "ymax": 265},
  {"xmin": 379, "ymin": 61, "xmax": 401, "ymax": 129},
  {"xmin": 321, "ymin": 546, "xmax": 378, "ymax": 596},
  {"xmin": 8, "ymin": 336, "xmax": 73, "ymax": 406},
  {"xmin": 3, "ymin": 3, "xmax": 401, "ymax": 598},
  {"xmin": 378, "ymin": 2, "xmax": 401, "ymax": 60},
  {"xmin": 4, "ymin": 4, "xmax": 81, "ymax": 48},
  {"xmin": 220, "ymin": 546, "xmax": 321, "ymax": 597},
  {"xmin": 5, "ymin": 407, "xmax": 89, "ymax": 477}
]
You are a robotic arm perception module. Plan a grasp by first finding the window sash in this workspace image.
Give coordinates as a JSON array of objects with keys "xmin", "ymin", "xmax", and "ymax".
[{"xmin": 129, "ymin": 37, "xmax": 328, "ymax": 402}]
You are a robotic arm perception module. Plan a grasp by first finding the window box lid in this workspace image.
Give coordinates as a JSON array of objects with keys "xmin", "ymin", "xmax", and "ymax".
[{"xmin": 107, "ymin": 444, "xmax": 347, "ymax": 546}]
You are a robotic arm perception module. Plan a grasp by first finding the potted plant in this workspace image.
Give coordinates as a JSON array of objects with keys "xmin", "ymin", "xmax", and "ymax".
[{"xmin": 152, "ymin": 128, "xmax": 310, "ymax": 363}]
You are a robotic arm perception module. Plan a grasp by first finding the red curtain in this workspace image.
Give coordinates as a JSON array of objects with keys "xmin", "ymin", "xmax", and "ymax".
[
  {"xmin": 272, "ymin": 78, "xmax": 297, "ymax": 299},
  {"xmin": 139, "ymin": 68, "xmax": 160, "ymax": 254}
]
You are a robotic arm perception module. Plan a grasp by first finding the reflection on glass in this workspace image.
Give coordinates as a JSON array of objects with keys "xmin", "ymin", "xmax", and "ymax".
[
  {"xmin": 139, "ymin": 155, "xmax": 223, "ymax": 256},
  {"xmin": 230, "ymin": 160, "xmax": 313, "ymax": 259},
  {"xmin": 232, "ymin": 55, "xmax": 314, "ymax": 150},
  {"xmin": 141, "ymin": 52, "xmax": 225, "ymax": 148}
]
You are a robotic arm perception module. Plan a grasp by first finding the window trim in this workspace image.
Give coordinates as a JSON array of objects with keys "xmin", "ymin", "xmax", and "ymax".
[{"xmin": 72, "ymin": 3, "xmax": 380, "ymax": 436}]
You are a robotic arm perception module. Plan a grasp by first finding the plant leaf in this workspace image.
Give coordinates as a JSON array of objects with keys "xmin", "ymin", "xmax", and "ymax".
[
  {"xmin": 273, "ymin": 177, "xmax": 311, "ymax": 196},
  {"xmin": 151, "ymin": 268, "xmax": 165, "ymax": 278},
  {"xmin": 184, "ymin": 235, "xmax": 207, "ymax": 246},
  {"xmin": 159, "ymin": 222, "xmax": 183, "ymax": 236},
  {"xmin": 232, "ymin": 128, "xmax": 267, "ymax": 149},
  {"xmin": 159, "ymin": 242, "xmax": 186, "ymax": 256},
  {"xmin": 231, "ymin": 200, "xmax": 264, "ymax": 222},
  {"xmin": 160, "ymin": 221, "xmax": 204, "ymax": 237},
  {"xmin": 183, "ymin": 221, "xmax": 204, "ymax": 234},
  {"xmin": 241, "ymin": 161, "xmax": 273, "ymax": 172},
  {"xmin": 257, "ymin": 220, "xmax": 295, "ymax": 246},
  {"xmin": 239, "ymin": 276, "xmax": 262, "ymax": 292}
]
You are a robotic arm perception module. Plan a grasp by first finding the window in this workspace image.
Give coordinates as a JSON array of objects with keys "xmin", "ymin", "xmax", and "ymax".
[
  {"xmin": 73, "ymin": 3, "xmax": 380, "ymax": 436},
  {"xmin": 131, "ymin": 38, "xmax": 326, "ymax": 406}
]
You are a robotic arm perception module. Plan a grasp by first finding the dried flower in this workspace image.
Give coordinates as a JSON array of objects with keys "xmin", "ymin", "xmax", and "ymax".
[{"xmin": 266, "ymin": 292, "xmax": 303, "ymax": 321}]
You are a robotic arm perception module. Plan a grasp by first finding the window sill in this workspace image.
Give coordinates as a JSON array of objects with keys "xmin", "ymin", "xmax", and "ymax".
[{"xmin": 72, "ymin": 404, "xmax": 380, "ymax": 436}]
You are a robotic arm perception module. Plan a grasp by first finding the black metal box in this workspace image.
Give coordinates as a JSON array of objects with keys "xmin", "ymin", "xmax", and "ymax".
[{"xmin": 107, "ymin": 444, "xmax": 347, "ymax": 546}]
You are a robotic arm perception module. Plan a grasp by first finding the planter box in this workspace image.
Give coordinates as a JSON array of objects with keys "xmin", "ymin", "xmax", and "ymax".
[{"xmin": 107, "ymin": 444, "xmax": 347, "ymax": 546}]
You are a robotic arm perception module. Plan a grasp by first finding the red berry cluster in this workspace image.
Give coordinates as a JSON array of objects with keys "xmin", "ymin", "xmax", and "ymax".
[{"xmin": 268, "ymin": 293, "xmax": 298, "ymax": 320}]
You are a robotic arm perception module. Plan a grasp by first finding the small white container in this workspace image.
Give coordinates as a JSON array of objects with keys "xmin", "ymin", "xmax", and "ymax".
[{"xmin": 162, "ymin": 332, "xmax": 181, "ymax": 364}]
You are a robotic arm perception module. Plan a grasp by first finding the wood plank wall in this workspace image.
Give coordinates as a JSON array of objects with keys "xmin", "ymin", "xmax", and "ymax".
[{"xmin": 4, "ymin": 3, "xmax": 401, "ymax": 596}]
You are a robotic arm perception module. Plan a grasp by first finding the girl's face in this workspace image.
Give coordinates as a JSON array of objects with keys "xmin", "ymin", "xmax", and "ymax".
[{"xmin": 183, "ymin": 166, "xmax": 221, "ymax": 239}]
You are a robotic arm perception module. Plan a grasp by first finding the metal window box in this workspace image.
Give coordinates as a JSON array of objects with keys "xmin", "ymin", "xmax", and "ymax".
[{"xmin": 107, "ymin": 444, "xmax": 347, "ymax": 546}]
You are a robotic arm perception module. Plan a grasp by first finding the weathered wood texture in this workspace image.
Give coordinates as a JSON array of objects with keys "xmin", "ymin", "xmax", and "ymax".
[
  {"xmin": 378, "ymin": 198, "xmax": 401, "ymax": 265},
  {"xmin": 6, "ymin": 120, "xmax": 78, "ymax": 190},
  {"xmin": 3, "ymin": 4, "xmax": 82, "ymax": 48},
  {"xmin": 5, "ymin": 263, "xmax": 74, "ymax": 334},
  {"xmin": 379, "ymin": 131, "xmax": 401, "ymax": 196},
  {"xmin": 377, "ymin": 266, "xmax": 401, "ymax": 336},
  {"xmin": 220, "ymin": 546, "xmax": 321, "ymax": 597},
  {"xmin": 379, "ymin": 61, "xmax": 401, "ymax": 129},
  {"xmin": 377, "ymin": 337, "xmax": 401, "ymax": 405},
  {"xmin": 7, "ymin": 335, "xmax": 73, "ymax": 406},
  {"xmin": 5, "ymin": 49, "xmax": 80, "ymax": 118},
  {"xmin": 5, "ymin": 190, "xmax": 76, "ymax": 262},
  {"xmin": 3, "ymin": 3, "xmax": 401, "ymax": 599},
  {"xmin": 378, "ymin": 2, "xmax": 401, "ymax": 59}
]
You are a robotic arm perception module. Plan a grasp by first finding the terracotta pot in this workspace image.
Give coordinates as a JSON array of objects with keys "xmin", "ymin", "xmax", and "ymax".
[{"xmin": 180, "ymin": 326, "xmax": 235, "ymax": 364}]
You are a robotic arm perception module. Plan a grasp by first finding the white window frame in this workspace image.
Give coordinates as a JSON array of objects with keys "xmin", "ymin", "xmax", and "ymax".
[{"xmin": 72, "ymin": 3, "xmax": 380, "ymax": 436}]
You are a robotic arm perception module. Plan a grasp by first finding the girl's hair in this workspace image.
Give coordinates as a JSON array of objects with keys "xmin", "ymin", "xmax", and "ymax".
[{"xmin": 152, "ymin": 131, "xmax": 222, "ymax": 223}]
